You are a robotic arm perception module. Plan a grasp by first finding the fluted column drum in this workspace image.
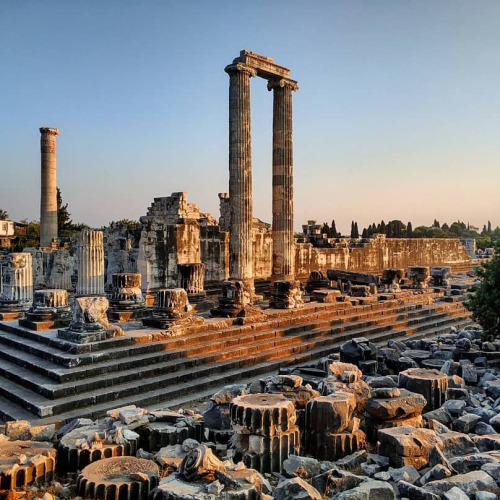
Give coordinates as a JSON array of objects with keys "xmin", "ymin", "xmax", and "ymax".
[
  {"xmin": 76, "ymin": 230, "xmax": 105, "ymax": 296},
  {"xmin": 0, "ymin": 252, "xmax": 33, "ymax": 311}
]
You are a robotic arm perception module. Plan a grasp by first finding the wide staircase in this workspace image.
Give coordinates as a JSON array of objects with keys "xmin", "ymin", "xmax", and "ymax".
[{"xmin": 0, "ymin": 291, "xmax": 472, "ymax": 424}]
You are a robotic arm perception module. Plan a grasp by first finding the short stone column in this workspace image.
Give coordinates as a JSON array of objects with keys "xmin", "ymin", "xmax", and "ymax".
[
  {"xmin": 399, "ymin": 368, "xmax": 448, "ymax": 411},
  {"xmin": 269, "ymin": 280, "xmax": 303, "ymax": 309},
  {"xmin": 407, "ymin": 266, "xmax": 430, "ymax": 289},
  {"xmin": 142, "ymin": 288, "xmax": 203, "ymax": 330},
  {"xmin": 0, "ymin": 252, "xmax": 33, "ymax": 319},
  {"xmin": 304, "ymin": 394, "xmax": 366, "ymax": 461},
  {"xmin": 381, "ymin": 268, "xmax": 404, "ymax": 293},
  {"xmin": 20, "ymin": 289, "xmax": 71, "ymax": 330},
  {"xmin": 108, "ymin": 273, "xmax": 146, "ymax": 322},
  {"xmin": 268, "ymin": 78, "xmax": 298, "ymax": 281},
  {"xmin": 39, "ymin": 127, "xmax": 60, "ymax": 248},
  {"xmin": 76, "ymin": 230, "xmax": 105, "ymax": 296},
  {"xmin": 224, "ymin": 62, "xmax": 257, "ymax": 298},
  {"xmin": 229, "ymin": 394, "xmax": 299, "ymax": 473},
  {"xmin": 177, "ymin": 263, "xmax": 206, "ymax": 303}
]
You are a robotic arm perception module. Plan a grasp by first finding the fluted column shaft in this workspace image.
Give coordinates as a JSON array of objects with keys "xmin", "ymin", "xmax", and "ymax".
[
  {"xmin": 40, "ymin": 127, "xmax": 60, "ymax": 248},
  {"xmin": 76, "ymin": 230, "xmax": 105, "ymax": 296},
  {"xmin": 269, "ymin": 79, "xmax": 298, "ymax": 281},
  {"xmin": 225, "ymin": 63, "xmax": 256, "ymax": 295},
  {"xmin": 0, "ymin": 253, "xmax": 33, "ymax": 304}
]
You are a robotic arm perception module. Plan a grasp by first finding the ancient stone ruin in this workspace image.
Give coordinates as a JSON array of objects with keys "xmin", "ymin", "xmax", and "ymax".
[{"xmin": 0, "ymin": 50, "xmax": 495, "ymax": 499}]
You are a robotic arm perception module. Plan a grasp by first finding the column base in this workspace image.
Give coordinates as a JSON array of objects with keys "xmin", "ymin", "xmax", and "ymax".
[
  {"xmin": 211, "ymin": 280, "xmax": 253, "ymax": 318},
  {"xmin": 269, "ymin": 280, "xmax": 304, "ymax": 309}
]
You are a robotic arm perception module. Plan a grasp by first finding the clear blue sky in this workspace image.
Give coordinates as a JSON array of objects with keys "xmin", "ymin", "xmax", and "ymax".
[{"xmin": 1, "ymin": 1, "xmax": 499, "ymax": 234}]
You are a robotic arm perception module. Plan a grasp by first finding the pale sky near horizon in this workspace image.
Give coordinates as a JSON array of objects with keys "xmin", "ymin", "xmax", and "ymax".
[{"xmin": 0, "ymin": 1, "xmax": 499, "ymax": 234}]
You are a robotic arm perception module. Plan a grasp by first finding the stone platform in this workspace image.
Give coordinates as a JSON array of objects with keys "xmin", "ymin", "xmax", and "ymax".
[{"xmin": 0, "ymin": 290, "xmax": 473, "ymax": 424}]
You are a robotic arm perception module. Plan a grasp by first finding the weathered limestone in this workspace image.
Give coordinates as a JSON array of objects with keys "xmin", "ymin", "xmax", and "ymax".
[
  {"xmin": 269, "ymin": 77, "xmax": 298, "ymax": 281},
  {"xmin": 399, "ymin": 368, "xmax": 448, "ymax": 411},
  {"xmin": 211, "ymin": 279, "xmax": 251, "ymax": 317},
  {"xmin": 46, "ymin": 249, "xmax": 74, "ymax": 290},
  {"xmin": 225, "ymin": 62, "xmax": 256, "ymax": 298},
  {"xmin": 178, "ymin": 444, "xmax": 226, "ymax": 481},
  {"xmin": 0, "ymin": 252, "xmax": 33, "ymax": 319},
  {"xmin": 142, "ymin": 288, "xmax": 204, "ymax": 331},
  {"xmin": 39, "ymin": 127, "xmax": 60, "ymax": 248},
  {"xmin": 230, "ymin": 393, "xmax": 299, "ymax": 473},
  {"xmin": 108, "ymin": 273, "xmax": 146, "ymax": 322},
  {"xmin": 306, "ymin": 270, "xmax": 330, "ymax": 293},
  {"xmin": 58, "ymin": 296, "xmax": 123, "ymax": 343},
  {"xmin": 177, "ymin": 263, "xmax": 206, "ymax": 302},
  {"xmin": 304, "ymin": 394, "xmax": 366, "ymax": 461},
  {"xmin": 407, "ymin": 266, "xmax": 431, "ymax": 289},
  {"xmin": 76, "ymin": 456, "xmax": 159, "ymax": 500},
  {"xmin": 76, "ymin": 230, "xmax": 105, "ymax": 296},
  {"xmin": 19, "ymin": 289, "xmax": 71, "ymax": 330},
  {"xmin": 0, "ymin": 440, "xmax": 56, "ymax": 491},
  {"xmin": 269, "ymin": 279, "xmax": 303, "ymax": 309},
  {"xmin": 378, "ymin": 426, "xmax": 443, "ymax": 469},
  {"xmin": 381, "ymin": 268, "xmax": 404, "ymax": 292},
  {"xmin": 431, "ymin": 266, "xmax": 452, "ymax": 286}
]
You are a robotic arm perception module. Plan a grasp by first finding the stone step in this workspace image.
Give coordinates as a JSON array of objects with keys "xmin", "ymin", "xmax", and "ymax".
[
  {"xmin": 0, "ymin": 301, "xmax": 463, "ymax": 389},
  {"xmin": 0, "ymin": 307, "xmax": 470, "ymax": 419},
  {"xmin": 0, "ymin": 299, "xmax": 458, "ymax": 383},
  {"xmin": 0, "ymin": 312, "xmax": 472, "ymax": 426}
]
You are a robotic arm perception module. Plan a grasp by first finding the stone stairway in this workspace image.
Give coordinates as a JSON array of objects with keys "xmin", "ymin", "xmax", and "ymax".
[{"xmin": 0, "ymin": 292, "xmax": 472, "ymax": 424}]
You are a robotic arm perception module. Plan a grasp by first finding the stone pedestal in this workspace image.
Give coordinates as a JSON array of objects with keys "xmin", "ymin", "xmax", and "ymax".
[
  {"xmin": 268, "ymin": 78, "xmax": 298, "ymax": 282},
  {"xmin": 225, "ymin": 62, "xmax": 256, "ymax": 300},
  {"xmin": 58, "ymin": 296, "xmax": 123, "ymax": 343},
  {"xmin": 177, "ymin": 263, "xmax": 206, "ymax": 303},
  {"xmin": 76, "ymin": 230, "xmax": 105, "ymax": 296},
  {"xmin": 305, "ymin": 271, "xmax": 330, "ymax": 293},
  {"xmin": 108, "ymin": 273, "xmax": 146, "ymax": 322},
  {"xmin": 399, "ymin": 368, "xmax": 448, "ymax": 411},
  {"xmin": 230, "ymin": 394, "xmax": 299, "ymax": 473},
  {"xmin": 0, "ymin": 252, "xmax": 33, "ymax": 320},
  {"xmin": 430, "ymin": 266, "xmax": 452, "ymax": 287},
  {"xmin": 211, "ymin": 280, "xmax": 251, "ymax": 317},
  {"xmin": 39, "ymin": 127, "xmax": 60, "ymax": 248},
  {"xmin": 406, "ymin": 266, "xmax": 430, "ymax": 289},
  {"xmin": 19, "ymin": 289, "xmax": 71, "ymax": 330},
  {"xmin": 269, "ymin": 280, "xmax": 303, "ymax": 309},
  {"xmin": 381, "ymin": 268, "xmax": 404, "ymax": 292},
  {"xmin": 142, "ymin": 288, "xmax": 202, "ymax": 330}
]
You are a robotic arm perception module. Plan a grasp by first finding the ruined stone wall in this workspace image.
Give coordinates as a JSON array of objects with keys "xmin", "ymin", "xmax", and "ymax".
[
  {"xmin": 200, "ymin": 224, "xmax": 229, "ymax": 283},
  {"xmin": 293, "ymin": 236, "xmax": 471, "ymax": 278}
]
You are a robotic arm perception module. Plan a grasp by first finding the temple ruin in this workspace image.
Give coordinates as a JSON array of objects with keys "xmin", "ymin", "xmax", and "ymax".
[{"xmin": 0, "ymin": 50, "xmax": 498, "ymax": 499}]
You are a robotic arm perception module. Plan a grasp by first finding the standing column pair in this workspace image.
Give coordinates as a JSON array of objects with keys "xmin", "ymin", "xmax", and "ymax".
[{"xmin": 225, "ymin": 64, "xmax": 298, "ymax": 296}]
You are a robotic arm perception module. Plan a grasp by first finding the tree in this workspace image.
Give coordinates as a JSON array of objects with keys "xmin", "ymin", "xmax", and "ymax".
[
  {"xmin": 466, "ymin": 243, "xmax": 500, "ymax": 339},
  {"xmin": 433, "ymin": 219, "xmax": 440, "ymax": 228},
  {"xmin": 407, "ymin": 221, "xmax": 413, "ymax": 237},
  {"xmin": 57, "ymin": 188, "xmax": 73, "ymax": 234},
  {"xmin": 0, "ymin": 209, "xmax": 9, "ymax": 220},
  {"xmin": 330, "ymin": 220, "xmax": 338, "ymax": 238},
  {"xmin": 362, "ymin": 228, "xmax": 368, "ymax": 238},
  {"xmin": 488, "ymin": 220, "xmax": 492, "ymax": 234},
  {"xmin": 354, "ymin": 222, "xmax": 359, "ymax": 238},
  {"xmin": 350, "ymin": 221, "xmax": 355, "ymax": 238}
]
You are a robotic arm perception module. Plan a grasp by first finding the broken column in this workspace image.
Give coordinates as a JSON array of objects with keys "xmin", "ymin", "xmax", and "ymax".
[
  {"xmin": 268, "ymin": 78, "xmax": 298, "ymax": 282},
  {"xmin": 407, "ymin": 266, "xmax": 430, "ymax": 289},
  {"xmin": 76, "ymin": 230, "xmax": 105, "ymax": 296},
  {"xmin": 0, "ymin": 252, "xmax": 33, "ymax": 320},
  {"xmin": 269, "ymin": 279, "xmax": 303, "ymax": 309},
  {"xmin": 304, "ymin": 394, "xmax": 366, "ymax": 461},
  {"xmin": 19, "ymin": 289, "xmax": 71, "ymax": 330},
  {"xmin": 177, "ymin": 263, "xmax": 206, "ymax": 303},
  {"xmin": 39, "ymin": 127, "xmax": 60, "ymax": 248},
  {"xmin": 399, "ymin": 367, "xmax": 448, "ymax": 411},
  {"xmin": 225, "ymin": 62, "xmax": 256, "ymax": 300},
  {"xmin": 380, "ymin": 268, "xmax": 404, "ymax": 292},
  {"xmin": 430, "ymin": 266, "xmax": 452, "ymax": 287},
  {"xmin": 142, "ymin": 288, "xmax": 203, "ymax": 330},
  {"xmin": 230, "ymin": 394, "xmax": 299, "ymax": 473},
  {"xmin": 108, "ymin": 273, "xmax": 146, "ymax": 322}
]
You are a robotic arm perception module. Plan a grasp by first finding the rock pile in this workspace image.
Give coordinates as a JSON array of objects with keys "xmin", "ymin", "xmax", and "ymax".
[{"xmin": 2, "ymin": 325, "xmax": 500, "ymax": 499}]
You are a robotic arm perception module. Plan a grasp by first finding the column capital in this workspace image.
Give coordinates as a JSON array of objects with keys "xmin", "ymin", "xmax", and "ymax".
[
  {"xmin": 224, "ymin": 63, "xmax": 257, "ymax": 77},
  {"xmin": 39, "ymin": 127, "xmax": 60, "ymax": 136},
  {"xmin": 267, "ymin": 78, "xmax": 299, "ymax": 92}
]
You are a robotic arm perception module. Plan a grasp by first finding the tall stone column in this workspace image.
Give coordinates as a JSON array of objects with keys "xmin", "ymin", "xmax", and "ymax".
[
  {"xmin": 76, "ymin": 230, "xmax": 105, "ymax": 296},
  {"xmin": 225, "ymin": 63, "xmax": 257, "ymax": 296},
  {"xmin": 268, "ymin": 79, "xmax": 298, "ymax": 281},
  {"xmin": 39, "ymin": 127, "xmax": 60, "ymax": 248}
]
